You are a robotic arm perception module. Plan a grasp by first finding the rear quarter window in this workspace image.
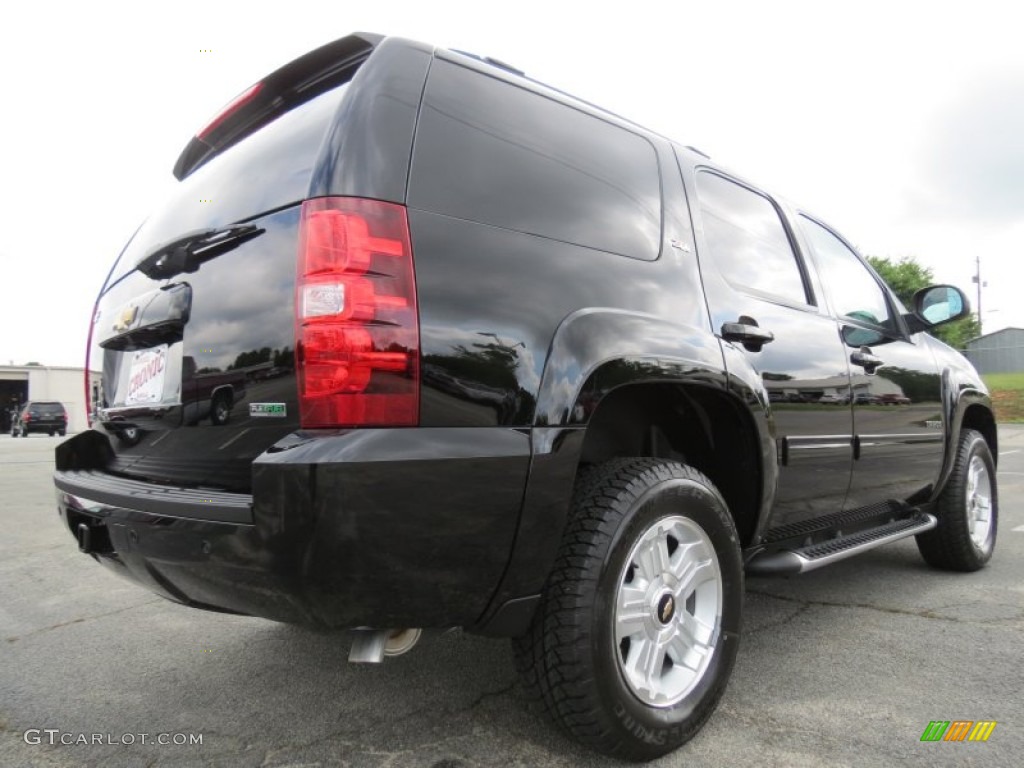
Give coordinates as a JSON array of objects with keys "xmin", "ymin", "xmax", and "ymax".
[{"xmin": 409, "ymin": 59, "xmax": 662, "ymax": 260}]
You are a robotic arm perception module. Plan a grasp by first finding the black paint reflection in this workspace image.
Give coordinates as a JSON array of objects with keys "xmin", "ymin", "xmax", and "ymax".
[
  {"xmin": 423, "ymin": 332, "xmax": 536, "ymax": 425},
  {"xmin": 90, "ymin": 205, "xmax": 302, "ymax": 491}
]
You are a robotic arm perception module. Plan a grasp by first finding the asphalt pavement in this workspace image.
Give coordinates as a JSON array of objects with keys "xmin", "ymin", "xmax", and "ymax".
[{"xmin": 1, "ymin": 428, "xmax": 1022, "ymax": 767}]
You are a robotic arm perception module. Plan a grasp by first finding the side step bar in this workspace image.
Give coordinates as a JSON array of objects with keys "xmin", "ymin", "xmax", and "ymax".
[{"xmin": 746, "ymin": 512, "xmax": 937, "ymax": 575}]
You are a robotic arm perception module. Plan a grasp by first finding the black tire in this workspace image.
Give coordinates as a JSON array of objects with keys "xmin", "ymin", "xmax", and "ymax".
[
  {"xmin": 48, "ymin": 431, "xmax": 54, "ymax": 437},
  {"xmin": 514, "ymin": 458, "xmax": 743, "ymax": 761},
  {"xmin": 58, "ymin": 430, "xmax": 66, "ymax": 437},
  {"xmin": 916, "ymin": 429, "xmax": 997, "ymax": 571},
  {"xmin": 210, "ymin": 392, "xmax": 231, "ymax": 426}
]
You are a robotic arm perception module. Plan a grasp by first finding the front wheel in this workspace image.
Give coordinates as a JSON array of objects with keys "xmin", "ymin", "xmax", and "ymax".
[
  {"xmin": 916, "ymin": 429, "xmax": 997, "ymax": 571},
  {"xmin": 514, "ymin": 458, "xmax": 743, "ymax": 761}
]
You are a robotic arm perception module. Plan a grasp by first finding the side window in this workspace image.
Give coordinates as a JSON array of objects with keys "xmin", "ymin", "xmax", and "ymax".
[
  {"xmin": 410, "ymin": 60, "xmax": 662, "ymax": 261},
  {"xmin": 798, "ymin": 216, "xmax": 894, "ymax": 330},
  {"xmin": 696, "ymin": 172, "xmax": 809, "ymax": 306}
]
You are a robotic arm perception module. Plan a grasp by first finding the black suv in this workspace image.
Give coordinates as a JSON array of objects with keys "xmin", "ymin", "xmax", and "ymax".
[
  {"xmin": 13, "ymin": 401, "xmax": 67, "ymax": 437},
  {"xmin": 54, "ymin": 34, "xmax": 998, "ymax": 760}
]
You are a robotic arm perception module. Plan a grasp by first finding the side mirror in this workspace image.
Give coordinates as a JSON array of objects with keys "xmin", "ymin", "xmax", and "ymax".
[{"xmin": 905, "ymin": 285, "xmax": 970, "ymax": 333}]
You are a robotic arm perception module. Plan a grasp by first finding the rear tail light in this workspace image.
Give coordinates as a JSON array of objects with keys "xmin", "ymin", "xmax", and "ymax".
[{"xmin": 295, "ymin": 198, "xmax": 419, "ymax": 427}]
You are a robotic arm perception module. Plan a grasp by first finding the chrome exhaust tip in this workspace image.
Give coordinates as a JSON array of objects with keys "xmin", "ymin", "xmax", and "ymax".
[{"xmin": 348, "ymin": 628, "xmax": 422, "ymax": 663}]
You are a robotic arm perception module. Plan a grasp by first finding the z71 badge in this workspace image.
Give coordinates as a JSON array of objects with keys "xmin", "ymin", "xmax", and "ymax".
[{"xmin": 249, "ymin": 403, "xmax": 287, "ymax": 418}]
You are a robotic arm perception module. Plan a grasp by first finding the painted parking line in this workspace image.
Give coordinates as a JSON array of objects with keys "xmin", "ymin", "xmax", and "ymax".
[
  {"xmin": 1000, "ymin": 450, "xmax": 1020, "ymax": 456},
  {"xmin": 1013, "ymin": 525, "xmax": 1024, "ymax": 533}
]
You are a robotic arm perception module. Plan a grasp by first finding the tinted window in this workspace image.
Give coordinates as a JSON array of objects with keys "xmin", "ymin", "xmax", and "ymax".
[
  {"xmin": 696, "ymin": 172, "xmax": 808, "ymax": 305},
  {"xmin": 30, "ymin": 403, "xmax": 64, "ymax": 415},
  {"xmin": 799, "ymin": 216, "xmax": 893, "ymax": 328},
  {"xmin": 108, "ymin": 84, "xmax": 351, "ymax": 287},
  {"xmin": 410, "ymin": 60, "xmax": 662, "ymax": 260}
]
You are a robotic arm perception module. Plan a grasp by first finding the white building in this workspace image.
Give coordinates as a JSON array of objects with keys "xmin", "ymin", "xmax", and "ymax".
[{"xmin": 1, "ymin": 365, "xmax": 101, "ymax": 434}]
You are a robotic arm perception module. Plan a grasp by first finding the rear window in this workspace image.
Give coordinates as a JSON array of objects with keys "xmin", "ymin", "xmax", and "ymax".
[
  {"xmin": 30, "ymin": 403, "xmax": 65, "ymax": 415},
  {"xmin": 105, "ymin": 83, "xmax": 351, "ymax": 289},
  {"xmin": 410, "ymin": 60, "xmax": 662, "ymax": 260}
]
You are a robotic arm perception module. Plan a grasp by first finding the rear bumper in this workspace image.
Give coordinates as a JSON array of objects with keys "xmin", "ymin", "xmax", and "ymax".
[
  {"xmin": 54, "ymin": 427, "xmax": 530, "ymax": 629},
  {"xmin": 23, "ymin": 421, "xmax": 66, "ymax": 433}
]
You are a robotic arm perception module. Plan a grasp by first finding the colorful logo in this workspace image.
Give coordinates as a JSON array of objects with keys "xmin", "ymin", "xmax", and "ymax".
[{"xmin": 920, "ymin": 721, "xmax": 996, "ymax": 742}]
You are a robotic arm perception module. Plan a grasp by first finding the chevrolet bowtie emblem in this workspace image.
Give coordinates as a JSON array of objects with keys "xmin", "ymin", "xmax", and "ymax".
[{"xmin": 113, "ymin": 305, "xmax": 138, "ymax": 332}]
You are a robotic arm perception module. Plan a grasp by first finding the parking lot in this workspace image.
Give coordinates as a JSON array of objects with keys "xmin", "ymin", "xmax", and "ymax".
[{"xmin": 2, "ymin": 430, "xmax": 1022, "ymax": 768}]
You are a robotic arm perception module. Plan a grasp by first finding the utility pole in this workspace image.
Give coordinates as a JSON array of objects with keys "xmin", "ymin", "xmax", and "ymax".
[{"xmin": 972, "ymin": 255, "xmax": 985, "ymax": 335}]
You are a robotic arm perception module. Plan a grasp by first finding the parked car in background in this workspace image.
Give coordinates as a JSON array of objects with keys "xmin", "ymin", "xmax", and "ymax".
[
  {"xmin": 12, "ymin": 401, "xmax": 67, "ymax": 437},
  {"xmin": 854, "ymin": 392, "xmax": 881, "ymax": 405},
  {"xmin": 53, "ymin": 33, "xmax": 998, "ymax": 760},
  {"xmin": 818, "ymin": 392, "xmax": 850, "ymax": 404},
  {"xmin": 879, "ymin": 393, "xmax": 912, "ymax": 405}
]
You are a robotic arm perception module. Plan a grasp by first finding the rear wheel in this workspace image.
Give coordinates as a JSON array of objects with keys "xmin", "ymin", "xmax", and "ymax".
[
  {"xmin": 211, "ymin": 392, "xmax": 232, "ymax": 426},
  {"xmin": 916, "ymin": 429, "xmax": 997, "ymax": 571},
  {"xmin": 514, "ymin": 458, "xmax": 743, "ymax": 760}
]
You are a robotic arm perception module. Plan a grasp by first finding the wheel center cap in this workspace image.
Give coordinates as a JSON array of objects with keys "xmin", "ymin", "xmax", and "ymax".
[{"xmin": 656, "ymin": 592, "xmax": 675, "ymax": 624}]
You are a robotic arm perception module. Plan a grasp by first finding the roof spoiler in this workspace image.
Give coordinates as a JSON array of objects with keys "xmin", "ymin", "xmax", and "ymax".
[{"xmin": 172, "ymin": 32, "xmax": 383, "ymax": 180}]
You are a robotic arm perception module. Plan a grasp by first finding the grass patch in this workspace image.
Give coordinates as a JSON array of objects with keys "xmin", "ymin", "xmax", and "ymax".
[
  {"xmin": 984, "ymin": 373, "xmax": 1024, "ymax": 423},
  {"xmin": 983, "ymin": 372, "xmax": 1024, "ymax": 391}
]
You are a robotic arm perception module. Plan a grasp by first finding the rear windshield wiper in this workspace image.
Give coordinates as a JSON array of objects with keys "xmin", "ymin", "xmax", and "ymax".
[{"xmin": 135, "ymin": 224, "xmax": 264, "ymax": 279}]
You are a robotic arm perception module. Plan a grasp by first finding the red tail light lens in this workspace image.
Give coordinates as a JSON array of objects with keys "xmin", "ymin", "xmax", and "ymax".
[{"xmin": 295, "ymin": 198, "xmax": 419, "ymax": 427}]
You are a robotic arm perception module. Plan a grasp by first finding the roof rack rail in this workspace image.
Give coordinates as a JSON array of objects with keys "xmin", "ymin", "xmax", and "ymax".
[{"xmin": 450, "ymin": 49, "xmax": 525, "ymax": 77}]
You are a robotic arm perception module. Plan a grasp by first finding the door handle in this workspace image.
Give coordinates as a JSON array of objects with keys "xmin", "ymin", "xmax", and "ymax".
[
  {"xmin": 721, "ymin": 316, "xmax": 775, "ymax": 352},
  {"xmin": 850, "ymin": 346, "xmax": 883, "ymax": 374}
]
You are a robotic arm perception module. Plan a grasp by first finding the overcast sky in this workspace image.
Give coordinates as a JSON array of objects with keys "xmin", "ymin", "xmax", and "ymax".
[{"xmin": 2, "ymin": 0, "xmax": 1021, "ymax": 367}]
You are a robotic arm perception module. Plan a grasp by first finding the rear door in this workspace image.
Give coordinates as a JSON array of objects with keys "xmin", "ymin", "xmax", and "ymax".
[{"xmin": 685, "ymin": 167, "xmax": 854, "ymax": 527}]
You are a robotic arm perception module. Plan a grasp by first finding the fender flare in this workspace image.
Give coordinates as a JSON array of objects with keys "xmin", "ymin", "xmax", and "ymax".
[
  {"xmin": 932, "ymin": 366, "xmax": 997, "ymax": 500},
  {"xmin": 474, "ymin": 308, "xmax": 776, "ymax": 635}
]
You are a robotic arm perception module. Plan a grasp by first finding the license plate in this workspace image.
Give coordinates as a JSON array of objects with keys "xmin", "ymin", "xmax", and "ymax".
[
  {"xmin": 125, "ymin": 346, "xmax": 168, "ymax": 405},
  {"xmin": 250, "ymin": 403, "xmax": 287, "ymax": 418}
]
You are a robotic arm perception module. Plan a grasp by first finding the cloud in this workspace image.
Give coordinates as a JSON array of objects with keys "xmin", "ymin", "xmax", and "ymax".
[{"xmin": 915, "ymin": 70, "xmax": 1024, "ymax": 223}]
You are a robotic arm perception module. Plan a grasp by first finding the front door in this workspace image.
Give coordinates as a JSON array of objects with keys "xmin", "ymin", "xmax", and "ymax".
[{"xmin": 796, "ymin": 215, "xmax": 944, "ymax": 508}]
